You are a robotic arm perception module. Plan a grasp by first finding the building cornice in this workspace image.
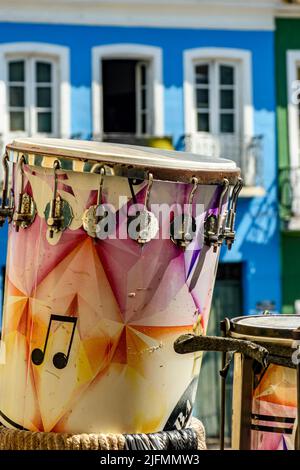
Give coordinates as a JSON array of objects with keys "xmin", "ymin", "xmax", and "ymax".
[
  {"xmin": 276, "ymin": 2, "xmax": 300, "ymax": 18},
  {"xmin": 0, "ymin": 0, "xmax": 279, "ymax": 30},
  {"xmin": 0, "ymin": 1, "xmax": 299, "ymax": 30}
]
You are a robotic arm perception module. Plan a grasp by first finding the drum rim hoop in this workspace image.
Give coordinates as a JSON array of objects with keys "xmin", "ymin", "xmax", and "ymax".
[
  {"xmin": 6, "ymin": 146, "xmax": 241, "ymax": 184},
  {"xmin": 229, "ymin": 314, "xmax": 300, "ymax": 339}
]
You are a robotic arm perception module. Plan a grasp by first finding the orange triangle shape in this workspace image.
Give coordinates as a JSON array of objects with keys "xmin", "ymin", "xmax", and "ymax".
[
  {"xmin": 111, "ymin": 327, "xmax": 127, "ymax": 365},
  {"xmin": 65, "ymin": 294, "xmax": 79, "ymax": 318},
  {"xmin": 5, "ymin": 279, "xmax": 26, "ymax": 298},
  {"xmin": 17, "ymin": 299, "xmax": 30, "ymax": 337}
]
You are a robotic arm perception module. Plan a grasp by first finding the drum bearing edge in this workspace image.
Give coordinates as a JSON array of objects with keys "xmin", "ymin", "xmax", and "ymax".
[{"xmin": 6, "ymin": 148, "xmax": 241, "ymax": 185}]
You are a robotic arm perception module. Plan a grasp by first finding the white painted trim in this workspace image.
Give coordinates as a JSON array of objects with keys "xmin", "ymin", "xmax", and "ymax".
[
  {"xmin": 287, "ymin": 50, "xmax": 300, "ymax": 168},
  {"xmin": 183, "ymin": 47, "xmax": 253, "ymax": 138},
  {"xmin": 92, "ymin": 43, "xmax": 163, "ymax": 138},
  {"xmin": 0, "ymin": 42, "xmax": 70, "ymax": 143},
  {"xmin": 0, "ymin": 1, "xmax": 277, "ymax": 30}
]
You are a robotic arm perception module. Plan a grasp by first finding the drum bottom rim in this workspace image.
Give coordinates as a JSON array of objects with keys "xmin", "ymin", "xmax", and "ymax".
[
  {"xmin": 229, "ymin": 330, "xmax": 294, "ymax": 347},
  {"xmin": 230, "ymin": 314, "xmax": 300, "ymax": 340}
]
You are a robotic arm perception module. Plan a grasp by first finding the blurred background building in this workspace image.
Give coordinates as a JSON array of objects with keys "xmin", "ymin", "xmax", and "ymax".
[
  {"xmin": 276, "ymin": 12, "xmax": 300, "ymax": 315},
  {"xmin": 0, "ymin": 0, "xmax": 299, "ymax": 439}
]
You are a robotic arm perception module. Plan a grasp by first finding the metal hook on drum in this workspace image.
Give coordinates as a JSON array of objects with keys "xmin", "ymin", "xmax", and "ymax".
[
  {"xmin": 144, "ymin": 173, "xmax": 153, "ymax": 210},
  {"xmin": 224, "ymin": 177, "xmax": 243, "ymax": 250},
  {"xmin": 13, "ymin": 155, "xmax": 36, "ymax": 231},
  {"xmin": 204, "ymin": 178, "xmax": 230, "ymax": 252},
  {"xmin": 127, "ymin": 172, "xmax": 159, "ymax": 245},
  {"xmin": 170, "ymin": 176, "xmax": 198, "ymax": 249},
  {"xmin": 82, "ymin": 164, "xmax": 107, "ymax": 239},
  {"xmin": 95, "ymin": 166, "xmax": 105, "ymax": 206},
  {"xmin": 44, "ymin": 159, "xmax": 73, "ymax": 239},
  {"xmin": 0, "ymin": 154, "xmax": 14, "ymax": 227}
]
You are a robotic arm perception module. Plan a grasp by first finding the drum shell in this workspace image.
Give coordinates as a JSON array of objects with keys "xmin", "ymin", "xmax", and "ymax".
[
  {"xmin": 230, "ymin": 327, "xmax": 297, "ymax": 450},
  {"xmin": 0, "ymin": 161, "xmax": 225, "ymax": 434}
]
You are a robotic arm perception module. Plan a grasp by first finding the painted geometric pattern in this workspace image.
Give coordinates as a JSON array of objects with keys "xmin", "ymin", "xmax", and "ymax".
[
  {"xmin": 251, "ymin": 364, "xmax": 297, "ymax": 450},
  {"xmin": 0, "ymin": 166, "xmax": 221, "ymax": 434}
]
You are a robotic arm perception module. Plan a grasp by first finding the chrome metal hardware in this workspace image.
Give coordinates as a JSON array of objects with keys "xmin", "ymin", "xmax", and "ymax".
[
  {"xmin": 44, "ymin": 160, "xmax": 73, "ymax": 238},
  {"xmin": 82, "ymin": 165, "xmax": 106, "ymax": 238},
  {"xmin": 224, "ymin": 177, "xmax": 243, "ymax": 250},
  {"xmin": 13, "ymin": 156, "xmax": 36, "ymax": 231},
  {"xmin": 128, "ymin": 172, "xmax": 159, "ymax": 245},
  {"xmin": 0, "ymin": 154, "xmax": 14, "ymax": 227},
  {"xmin": 204, "ymin": 179, "xmax": 230, "ymax": 252},
  {"xmin": 171, "ymin": 177, "xmax": 198, "ymax": 249}
]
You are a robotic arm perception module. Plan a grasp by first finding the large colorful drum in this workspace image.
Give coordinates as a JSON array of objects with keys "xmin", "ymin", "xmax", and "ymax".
[
  {"xmin": 230, "ymin": 315, "xmax": 300, "ymax": 450},
  {"xmin": 0, "ymin": 138, "xmax": 240, "ymax": 434}
]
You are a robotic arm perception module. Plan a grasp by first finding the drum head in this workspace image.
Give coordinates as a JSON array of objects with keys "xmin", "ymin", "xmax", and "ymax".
[
  {"xmin": 7, "ymin": 137, "xmax": 240, "ymax": 184},
  {"xmin": 230, "ymin": 314, "xmax": 300, "ymax": 339}
]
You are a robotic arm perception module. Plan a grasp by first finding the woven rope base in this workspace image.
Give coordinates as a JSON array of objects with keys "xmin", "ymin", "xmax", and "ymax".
[{"xmin": 0, "ymin": 418, "xmax": 206, "ymax": 451}]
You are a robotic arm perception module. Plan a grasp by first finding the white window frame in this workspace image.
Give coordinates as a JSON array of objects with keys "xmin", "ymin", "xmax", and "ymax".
[
  {"xmin": 287, "ymin": 50, "xmax": 300, "ymax": 168},
  {"xmin": 136, "ymin": 60, "xmax": 151, "ymax": 136},
  {"xmin": 194, "ymin": 60, "xmax": 239, "ymax": 135},
  {"xmin": 7, "ymin": 56, "xmax": 58, "ymax": 136},
  {"xmin": 92, "ymin": 44, "xmax": 164, "ymax": 139},
  {"xmin": 183, "ymin": 47, "xmax": 253, "ymax": 138},
  {"xmin": 0, "ymin": 42, "xmax": 70, "ymax": 144}
]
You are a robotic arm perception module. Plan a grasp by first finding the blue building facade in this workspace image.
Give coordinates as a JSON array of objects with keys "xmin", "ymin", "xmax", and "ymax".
[{"xmin": 0, "ymin": 6, "xmax": 281, "ymax": 316}]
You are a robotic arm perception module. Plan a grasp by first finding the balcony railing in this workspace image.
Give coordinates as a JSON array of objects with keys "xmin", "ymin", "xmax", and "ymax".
[
  {"xmin": 182, "ymin": 133, "xmax": 264, "ymax": 188},
  {"xmin": 280, "ymin": 167, "xmax": 300, "ymax": 230},
  {"xmin": 0, "ymin": 132, "xmax": 264, "ymax": 191}
]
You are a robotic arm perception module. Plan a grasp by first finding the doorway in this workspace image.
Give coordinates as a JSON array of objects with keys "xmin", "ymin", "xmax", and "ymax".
[{"xmin": 102, "ymin": 59, "xmax": 150, "ymax": 136}]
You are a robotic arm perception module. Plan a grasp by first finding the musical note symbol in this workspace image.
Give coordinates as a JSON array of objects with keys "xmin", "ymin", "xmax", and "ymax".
[{"xmin": 31, "ymin": 314, "xmax": 77, "ymax": 370}]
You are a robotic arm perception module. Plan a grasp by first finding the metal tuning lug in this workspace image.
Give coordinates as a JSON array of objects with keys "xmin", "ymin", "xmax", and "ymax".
[
  {"xmin": 82, "ymin": 165, "xmax": 106, "ymax": 238},
  {"xmin": 0, "ymin": 154, "xmax": 14, "ymax": 227},
  {"xmin": 204, "ymin": 178, "xmax": 230, "ymax": 252},
  {"xmin": 170, "ymin": 176, "xmax": 198, "ymax": 249},
  {"xmin": 44, "ymin": 160, "xmax": 73, "ymax": 238},
  {"xmin": 12, "ymin": 156, "xmax": 36, "ymax": 231},
  {"xmin": 128, "ymin": 172, "xmax": 159, "ymax": 245},
  {"xmin": 224, "ymin": 177, "xmax": 243, "ymax": 250}
]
